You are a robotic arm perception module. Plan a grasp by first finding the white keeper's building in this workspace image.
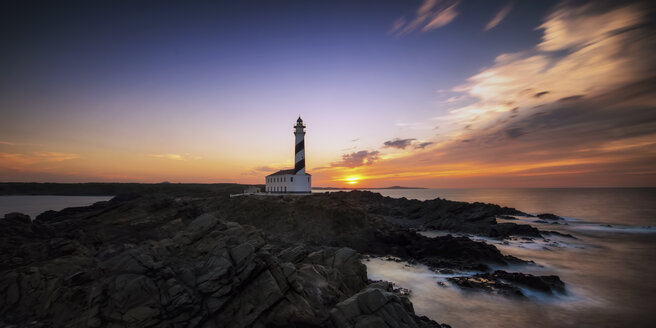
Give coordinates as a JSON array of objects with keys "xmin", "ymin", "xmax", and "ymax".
[{"xmin": 265, "ymin": 117, "xmax": 312, "ymax": 193}]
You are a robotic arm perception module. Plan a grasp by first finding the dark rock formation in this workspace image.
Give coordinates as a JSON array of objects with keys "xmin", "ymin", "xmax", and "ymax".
[
  {"xmin": 330, "ymin": 282, "xmax": 451, "ymax": 328},
  {"xmin": 448, "ymin": 270, "xmax": 566, "ymax": 297},
  {"xmin": 447, "ymin": 275, "xmax": 524, "ymax": 297},
  {"xmin": 0, "ymin": 211, "xmax": 446, "ymax": 327},
  {"xmin": 246, "ymin": 191, "xmax": 542, "ymax": 239},
  {"xmin": 537, "ymin": 213, "xmax": 564, "ymax": 221},
  {"xmin": 2, "ymin": 212, "xmax": 31, "ymax": 223},
  {"xmin": 217, "ymin": 192, "xmax": 528, "ymax": 271},
  {"xmin": 491, "ymin": 270, "xmax": 566, "ymax": 294},
  {"xmin": 0, "ymin": 189, "xmax": 566, "ymax": 326}
]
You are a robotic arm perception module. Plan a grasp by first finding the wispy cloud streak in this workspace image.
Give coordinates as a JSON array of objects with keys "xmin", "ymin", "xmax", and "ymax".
[
  {"xmin": 485, "ymin": 1, "xmax": 514, "ymax": 31},
  {"xmin": 391, "ymin": 0, "xmax": 460, "ymax": 35}
]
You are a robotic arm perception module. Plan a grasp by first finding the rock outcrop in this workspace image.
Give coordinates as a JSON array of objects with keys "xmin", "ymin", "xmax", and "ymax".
[
  {"xmin": 447, "ymin": 270, "xmax": 566, "ymax": 297},
  {"xmin": 0, "ymin": 212, "xmax": 445, "ymax": 327},
  {"xmin": 330, "ymin": 282, "xmax": 450, "ymax": 328},
  {"xmin": 221, "ymin": 191, "xmax": 543, "ymax": 241},
  {"xmin": 1, "ymin": 189, "xmax": 568, "ymax": 326},
  {"xmin": 537, "ymin": 213, "xmax": 564, "ymax": 221},
  {"xmin": 218, "ymin": 192, "xmax": 529, "ymax": 270}
]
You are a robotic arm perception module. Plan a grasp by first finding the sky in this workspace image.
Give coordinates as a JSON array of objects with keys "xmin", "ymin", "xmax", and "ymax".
[{"xmin": 1, "ymin": 0, "xmax": 655, "ymax": 188}]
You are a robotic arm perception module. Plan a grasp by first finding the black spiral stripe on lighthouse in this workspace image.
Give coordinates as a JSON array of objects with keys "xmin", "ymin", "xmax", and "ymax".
[
  {"xmin": 294, "ymin": 138, "xmax": 305, "ymax": 175},
  {"xmin": 295, "ymin": 140, "xmax": 304, "ymax": 153},
  {"xmin": 294, "ymin": 158, "xmax": 305, "ymax": 174}
]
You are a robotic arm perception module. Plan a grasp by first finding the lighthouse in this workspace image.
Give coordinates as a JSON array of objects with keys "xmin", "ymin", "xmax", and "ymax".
[
  {"xmin": 265, "ymin": 117, "xmax": 312, "ymax": 193},
  {"xmin": 294, "ymin": 116, "xmax": 306, "ymax": 175}
]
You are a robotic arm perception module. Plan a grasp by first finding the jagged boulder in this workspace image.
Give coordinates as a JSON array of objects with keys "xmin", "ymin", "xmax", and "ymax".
[{"xmin": 329, "ymin": 283, "xmax": 450, "ymax": 328}]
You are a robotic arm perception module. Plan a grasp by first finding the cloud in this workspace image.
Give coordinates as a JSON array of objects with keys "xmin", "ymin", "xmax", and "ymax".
[
  {"xmin": 558, "ymin": 95, "xmax": 584, "ymax": 102},
  {"xmin": 505, "ymin": 127, "xmax": 525, "ymax": 139},
  {"xmin": 384, "ymin": 138, "xmax": 417, "ymax": 149},
  {"xmin": 443, "ymin": 2, "xmax": 651, "ymax": 135},
  {"xmin": 33, "ymin": 152, "xmax": 81, "ymax": 162},
  {"xmin": 485, "ymin": 1, "xmax": 514, "ymax": 31},
  {"xmin": 0, "ymin": 141, "xmax": 15, "ymax": 146},
  {"xmin": 391, "ymin": 0, "xmax": 460, "ymax": 35},
  {"xmin": 149, "ymin": 153, "xmax": 184, "ymax": 161},
  {"xmin": 414, "ymin": 142, "xmax": 435, "ymax": 149},
  {"xmin": 537, "ymin": 2, "xmax": 644, "ymax": 51},
  {"xmin": 149, "ymin": 153, "xmax": 205, "ymax": 161},
  {"xmin": 0, "ymin": 153, "xmax": 35, "ymax": 168},
  {"xmin": 253, "ymin": 166, "xmax": 277, "ymax": 172},
  {"xmin": 423, "ymin": 1, "xmax": 460, "ymax": 31},
  {"xmin": 341, "ymin": 1, "xmax": 656, "ymax": 187},
  {"xmin": 240, "ymin": 165, "xmax": 281, "ymax": 176},
  {"xmin": 332, "ymin": 150, "xmax": 380, "ymax": 168},
  {"xmin": 445, "ymin": 95, "xmax": 465, "ymax": 103},
  {"xmin": 0, "ymin": 152, "xmax": 80, "ymax": 170}
]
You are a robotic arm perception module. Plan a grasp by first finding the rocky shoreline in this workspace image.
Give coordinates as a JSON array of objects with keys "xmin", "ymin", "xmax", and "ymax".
[{"xmin": 1, "ymin": 190, "xmax": 567, "ymax": 327}]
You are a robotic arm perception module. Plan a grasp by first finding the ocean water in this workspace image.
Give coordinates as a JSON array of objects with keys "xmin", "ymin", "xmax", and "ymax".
[
  {"xmin": 321, "ymin": 188, "xmax": 656, "ymax": 328},
  {"xmin": 0, "ymin": 195, "xmax": 114, "ymax": 219}
]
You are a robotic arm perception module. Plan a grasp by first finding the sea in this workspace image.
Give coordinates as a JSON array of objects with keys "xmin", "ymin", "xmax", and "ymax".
[
  {"xmin": 316, "ymin": 188, "xmax": 656, "ymax": 328},
  {"xmin": 2, "ymin": 189, "xmax": 655, "ymax": 327}
]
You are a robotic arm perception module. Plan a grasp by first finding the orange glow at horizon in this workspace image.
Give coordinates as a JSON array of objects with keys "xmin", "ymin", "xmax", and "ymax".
[
  {"xmin": 346, "ymin": 176, "xmax": 359, "ymax": 185},
  {"xmin": 331, "ymin": 176, "xmax": 362, "ymax": 186}
]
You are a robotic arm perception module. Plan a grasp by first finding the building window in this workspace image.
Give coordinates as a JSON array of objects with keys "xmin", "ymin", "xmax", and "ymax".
[
  {"xmin": 284, "ymin": 186, "xmax": 287, "ymax": 192},
  {"xmin": 291, "ymin": 177, "xmax": 293, "ymax": 182}
]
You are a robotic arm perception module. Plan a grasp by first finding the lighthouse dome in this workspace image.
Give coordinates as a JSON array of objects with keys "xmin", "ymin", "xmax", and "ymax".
[{"xmin": 297, "ymin": 116, "xmax": 303, "ymax": 123}]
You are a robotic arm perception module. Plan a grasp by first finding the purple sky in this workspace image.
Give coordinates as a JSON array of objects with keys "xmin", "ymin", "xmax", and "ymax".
[{"xmin": 1, "ymin": 0, "xmax": 655, "ymax": 187}]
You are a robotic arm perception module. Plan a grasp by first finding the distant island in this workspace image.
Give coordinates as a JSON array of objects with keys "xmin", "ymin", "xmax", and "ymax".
[{"xmin": 312, "ymin": 186, "xmax": 427, "ymax": 190}]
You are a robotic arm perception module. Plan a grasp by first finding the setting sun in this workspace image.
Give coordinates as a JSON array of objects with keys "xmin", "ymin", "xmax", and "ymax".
[{"xmin": 345, "ymin": 176, "xmax": 360, "ymax": 185}]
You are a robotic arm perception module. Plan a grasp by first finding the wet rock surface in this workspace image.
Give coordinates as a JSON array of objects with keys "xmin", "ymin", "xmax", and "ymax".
[
  {"xmin": 537, "ymin": 213, "xmax": 564, "ymax": 221},
  {"xmin": 447, "ymin": 270, "xmax": 566, "ymax": 297}
]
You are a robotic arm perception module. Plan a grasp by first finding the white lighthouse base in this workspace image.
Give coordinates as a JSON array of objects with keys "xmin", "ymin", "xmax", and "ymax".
[{"xmin": 265, "ymin": 170, "xmax": 311, "ymax": 193}]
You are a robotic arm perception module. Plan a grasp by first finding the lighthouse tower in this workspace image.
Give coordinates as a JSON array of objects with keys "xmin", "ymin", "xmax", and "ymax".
[
  {"xmin": 294, "ymin": 117, "xmax": 306, "ymax": 175},
  {"xmin": 264, "ymin": 117, "xmax": 312, "ymax": 193}
]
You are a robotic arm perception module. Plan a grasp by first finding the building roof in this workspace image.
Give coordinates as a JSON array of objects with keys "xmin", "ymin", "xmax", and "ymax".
[{"xmin": 267, "ymin": 169, "xmax": 311, "ymax": 176}]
